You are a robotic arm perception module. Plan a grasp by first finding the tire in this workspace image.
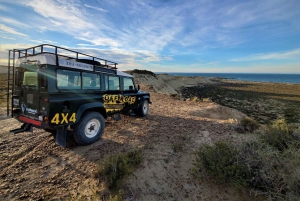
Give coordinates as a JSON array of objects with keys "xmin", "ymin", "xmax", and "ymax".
[
  {"xmin": 73, "ymin": 112, "xmax": 105, "ymax": 145},
  {"xmin": 138, "ymin": 99, "xmax": 149, "ymax": 117}
]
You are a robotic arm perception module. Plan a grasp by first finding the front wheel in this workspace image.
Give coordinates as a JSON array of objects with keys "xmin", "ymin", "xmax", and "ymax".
[
  {"xmin": 138, "ymin": 99, "xmax": 149, "ymax": 117},
  {"xmin": 73, "ymin": 112, "xmax": 105, "ymax": 145}
]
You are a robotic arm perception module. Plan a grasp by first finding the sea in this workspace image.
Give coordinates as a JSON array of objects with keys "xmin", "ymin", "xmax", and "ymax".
[{"xmin": 155, "ymin": 73, "xmax": 300, "ymax": 84}]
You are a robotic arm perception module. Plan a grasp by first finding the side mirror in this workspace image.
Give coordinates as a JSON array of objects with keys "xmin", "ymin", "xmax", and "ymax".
[{"xmin": 137, "ymin": 85, "xmax": 140, "ymax": 91}]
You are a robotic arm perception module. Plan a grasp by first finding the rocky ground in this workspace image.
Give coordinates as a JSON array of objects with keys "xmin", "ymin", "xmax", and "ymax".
[{"xmin": 0, "ymin": 83, "xmax": 260, "ymax": 201}]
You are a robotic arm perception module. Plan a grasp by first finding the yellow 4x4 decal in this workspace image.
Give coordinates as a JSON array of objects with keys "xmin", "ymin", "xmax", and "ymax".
[{"xmin": 51, "ymin": 113, "xmax": 76, "ymax": 124}]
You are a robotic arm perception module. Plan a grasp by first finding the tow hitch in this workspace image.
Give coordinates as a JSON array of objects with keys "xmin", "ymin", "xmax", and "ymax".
[{"xmin": 10, "ymin": 123, "xmax": 33, "ymax": 134}]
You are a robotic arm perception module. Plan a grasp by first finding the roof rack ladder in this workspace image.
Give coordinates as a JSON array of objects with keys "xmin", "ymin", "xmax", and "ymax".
[{"xmin": 7, "ymin": 50, "xmax": 15, "ymax": 117}]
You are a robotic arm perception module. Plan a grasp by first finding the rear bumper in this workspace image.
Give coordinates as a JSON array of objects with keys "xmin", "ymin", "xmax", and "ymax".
[{"xmin": 17, "ymin": 115, "xmax": 43, "ymax": 127}]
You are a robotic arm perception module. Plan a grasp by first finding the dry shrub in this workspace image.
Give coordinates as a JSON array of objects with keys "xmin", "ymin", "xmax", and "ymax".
[
  {"xmin": 193, "ymin": 142, "xmax": 249, "ymax": 187},
  {"xmin": 235, "ymin": 117, "xmax": 260, "ymax": 133},
  {"xmin": 172, "ymin": 141, "xmax": 185, "ymax": 152},
  {"xmin": 194, "ymin": 120, "xmax": 300, "ymax": 200},
  {"xmin": 96, "ymin": 150, "xmax": 143, "ymax": 190},
  {"xmin": 191, "ymin": 96, "xmax": 201, "ymax": 102},
  {"xmin": 260, "ymin": 119, "xmax": 297, "ymax": 151}
]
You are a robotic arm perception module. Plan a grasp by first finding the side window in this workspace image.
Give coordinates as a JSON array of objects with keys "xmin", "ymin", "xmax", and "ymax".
[
  {"xmin": 82, "ymin": 72, "xmax": 100, "ymax": 89},
  {"xmin": 123, "ymin": 77, "xmax": 135, "ymax": 91},
  {"xmin": 104, "ymin": 75, "xmax": 108, "ymax": 90},
  {"xmin": 108, "ymin": 76, "xmax": 120, "ymax": 90},
  {"xmin": 57, "ymin": 69, "xmax": 81, "ymax": 89}
]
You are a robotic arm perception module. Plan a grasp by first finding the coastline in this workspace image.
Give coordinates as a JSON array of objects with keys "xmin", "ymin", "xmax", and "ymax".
[
  {"xmin": 181, "ymin": 78, "xmax": 300, "ymax": 124},
  {"xmin": 155, "ymin": 72, "xmax": 300, "ymax": 84},
  {"xmin": 133, "ymin": 73, "xmax": 300, "ymax": 125}
]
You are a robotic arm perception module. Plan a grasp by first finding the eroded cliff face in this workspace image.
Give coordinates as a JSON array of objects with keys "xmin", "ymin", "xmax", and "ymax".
[{"xmin": 133, "ymin": 73, "xmax": 215, "ymax": 94}]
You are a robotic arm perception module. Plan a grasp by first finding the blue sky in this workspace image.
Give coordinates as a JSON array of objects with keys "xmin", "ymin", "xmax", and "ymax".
[{"xmin": 0, "ymin": 0, "xmax": 299, "ymax": 73}]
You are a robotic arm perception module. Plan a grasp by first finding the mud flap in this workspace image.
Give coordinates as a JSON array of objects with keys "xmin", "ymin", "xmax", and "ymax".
[
  {"xmin": 55, "ymin": 126, "xmax": 67, "ymax": 147},
  {"xmin": 10, "ymin": 123, "xmax": 33, "ymax": 134}
]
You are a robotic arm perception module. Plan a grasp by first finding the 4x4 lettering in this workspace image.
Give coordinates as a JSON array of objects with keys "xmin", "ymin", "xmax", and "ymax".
[
  {"xmin": 51, "ymin": 113, "xmax": 60, "ymax": 124},
  {"xmin": 69, "ymin": 113, "xmax": 76, "ymax": 123},
  {"xmin": 50, "ymin": 113, "xmax": 77, "ymax": 124},
  {"xmin": 61, "ymin": 113, "xmax": 69, "ymax": 124}
]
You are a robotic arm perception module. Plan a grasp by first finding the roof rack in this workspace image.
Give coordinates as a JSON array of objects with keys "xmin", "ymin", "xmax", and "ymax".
[{"xmin": 13, "ymin": 44, "xmax": 118, "ymax": 69}]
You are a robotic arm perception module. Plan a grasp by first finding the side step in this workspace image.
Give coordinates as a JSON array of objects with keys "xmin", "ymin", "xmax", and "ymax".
[{"xmin": 10, "ymin": 123, "xmax": 33, "ymax": 134}]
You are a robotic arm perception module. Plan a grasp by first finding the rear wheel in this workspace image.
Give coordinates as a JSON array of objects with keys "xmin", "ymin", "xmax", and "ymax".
[
  {"xmin": 138, "ymin": 99, "xmax": 149, "ymax": 117},
  {"xmin": 73, "ymin": 112, "xmax": 105, "ymax": 145}
]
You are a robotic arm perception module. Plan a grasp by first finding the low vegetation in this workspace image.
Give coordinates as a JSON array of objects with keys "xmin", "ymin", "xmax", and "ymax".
[
  {"xmin": 193, "ymin": 119, "xmax": 300, "ymax": 200},
  {"xmin": 235, "ymin": 116, "xmax": 260, "ymax": 133},
  {"xmin": 95, "ymin": 150, "xmax": 143, "ymax": 190},
  {"xmin": 181, "ymin": 81, "xmax": 300, "ymax": 124},
  {"xmin": 172, "ymin": 141, "xmax": 185, "ymax": 152}
]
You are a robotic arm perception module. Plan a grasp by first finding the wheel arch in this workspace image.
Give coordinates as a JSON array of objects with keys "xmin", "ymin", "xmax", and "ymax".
[
  {"xmin": 141, "ymin": 95, "xmax": 151, "ymax": 103},
  {"xmin": 76, "ymin": 102, "xmax": 107, "ymax": 123}
]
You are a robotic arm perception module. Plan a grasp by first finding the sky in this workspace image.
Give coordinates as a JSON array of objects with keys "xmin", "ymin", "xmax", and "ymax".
[{"xmin": 0, "ymin": 0, "xmax": 299, "ymax": 73}]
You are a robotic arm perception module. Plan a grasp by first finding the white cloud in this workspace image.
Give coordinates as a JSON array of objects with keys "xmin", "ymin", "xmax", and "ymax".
[
  {"xmin": 75, "ymin": 36, "xmax": 120, "ymax": 48},
  {"xmin": 177, "ymin": 0, "xmax": 299, "ymax": 48},
  {"xmin": 0, "ymin": 24, "xmax": 28, "ymax": 36},
  {"xmin": 49, "ymin": 19, "xmax": 62, "ymax": 26},
  {"xmin": 231, "ymin": 49, "xmax": 300, "ymax": 61},
  {"xmin": 25, "ymin": 0, "xmax": 94, "ymax": 30},
  {"xmin": 84, "ymin": 4, "xmax": 107, "ymax": 12},
  {"xmin": 0, "ymin": 4, "xmax": 8, "ymax": 11},
  {"xmin": 0, "ymin": 17, "xmax": 30, "ymax": 28},
  {"xmin": 0, "ymin": 36, "xmax": 16, "ymax": 40},
  {"xmin": 0, "ymin": 43, "xmax": 37, "ymax": 65}
]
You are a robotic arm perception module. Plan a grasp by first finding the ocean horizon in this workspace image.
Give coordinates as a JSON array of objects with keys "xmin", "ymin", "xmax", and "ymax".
[{"xmin": 155, "ymin": 72, "xmax": 300, "ymax": 84}]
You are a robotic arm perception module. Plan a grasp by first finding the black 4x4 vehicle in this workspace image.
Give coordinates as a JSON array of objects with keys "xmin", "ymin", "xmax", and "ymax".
[{"xmin": 8, "ymin": 44, "xmax": 151, "ymax": 147}]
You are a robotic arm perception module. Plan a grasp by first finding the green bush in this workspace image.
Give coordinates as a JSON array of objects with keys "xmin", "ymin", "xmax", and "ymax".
[
  {"xmin": 194, "ymin": 120, "xmax": 300, "ymax": 200},
  {"xmin": 260, "ymin": 119, "xmax": 294, "ymax": 151},
  {"xmin": 238, "ymin": 140, "xmax": 282, "ymax": 192},
  {"xmin": 194, "ymin": 142, "xmax": 250, "ymax": 187},
  {"xmin": 236, "ymin": 117, "xmax": 260, "ymax": 133},
  {"xmin": 96, "ymin": 150, "xmax": 143, "ymax": 189}
]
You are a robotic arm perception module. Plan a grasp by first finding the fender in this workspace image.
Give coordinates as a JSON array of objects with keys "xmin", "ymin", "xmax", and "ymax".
[
  {"xmin": 141, "ymin": 95, "xmax": 151, "ymax": 104},
  {"xmin": 76, "ymin": 102, "xmax": 105, "ymax": 122}
]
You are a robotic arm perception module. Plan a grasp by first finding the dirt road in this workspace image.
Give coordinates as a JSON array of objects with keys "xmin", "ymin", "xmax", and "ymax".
[{"xmin": 0, "ymin": 86, "xmax": 256, "ymax": 200}]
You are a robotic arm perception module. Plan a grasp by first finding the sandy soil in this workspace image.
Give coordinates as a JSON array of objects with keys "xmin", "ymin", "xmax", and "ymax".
[{"xmin": 0, "ymin": 82, "xmax": 260, "ymax": 200}]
